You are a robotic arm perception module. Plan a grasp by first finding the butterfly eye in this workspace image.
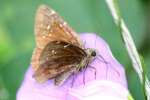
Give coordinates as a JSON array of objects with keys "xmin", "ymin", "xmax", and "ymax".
[{"xmin": 91, "ymin": 51, "xmax": 96, "ymax": 57}]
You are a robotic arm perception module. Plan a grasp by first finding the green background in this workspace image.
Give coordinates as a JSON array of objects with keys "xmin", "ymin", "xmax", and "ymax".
[{"xmin": 0, "ymin": 0, "xmax": 150, "ymax": 100}]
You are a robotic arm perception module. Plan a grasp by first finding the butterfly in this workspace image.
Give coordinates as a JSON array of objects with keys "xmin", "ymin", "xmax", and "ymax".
[{"xmin": 31, "ymin": 4, "xmax": 97, "ymax": 86}]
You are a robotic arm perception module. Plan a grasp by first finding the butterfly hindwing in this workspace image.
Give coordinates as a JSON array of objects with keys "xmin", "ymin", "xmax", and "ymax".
[{"xmin": 33, "ymin": 41, "xmax": 86, "ymax": 84}]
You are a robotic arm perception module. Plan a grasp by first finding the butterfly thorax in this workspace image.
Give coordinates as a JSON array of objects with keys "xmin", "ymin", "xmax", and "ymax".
[{"xmin": 77, "ymin": 48, "xmax": 96, "ymax": 71}]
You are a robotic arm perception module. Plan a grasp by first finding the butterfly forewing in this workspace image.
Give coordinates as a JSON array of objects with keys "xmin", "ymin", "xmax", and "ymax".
[
  {"xmin": 34, "ymin": 5, "xmax": 81, "ymax": 48},
  {"xmin": 32, "ymin": 5, "xmax": 83, "ymax": 72}
]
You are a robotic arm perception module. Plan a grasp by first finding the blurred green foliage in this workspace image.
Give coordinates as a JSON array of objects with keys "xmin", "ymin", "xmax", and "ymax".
[{"xmin": 0, "ymin": 0, "xmax": 149, "ymax": 100}]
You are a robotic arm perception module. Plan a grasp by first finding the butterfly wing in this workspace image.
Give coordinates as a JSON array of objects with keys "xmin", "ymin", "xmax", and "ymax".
[
  {"xmin": 32, "ymin": 5, "xmax": 82, "ymax": 72},
  {"xmin": 33, "ymin": 41, "xmax": 86, "ymax": 84},
  {"xmin": 34, "ymin": 4, "xmax": 81, "ymax": 48}
]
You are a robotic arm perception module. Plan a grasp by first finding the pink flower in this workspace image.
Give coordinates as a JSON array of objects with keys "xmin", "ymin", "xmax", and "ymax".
[{"xmin": 17, "ymin": 33, "xmax": 129, "ymax": 100}]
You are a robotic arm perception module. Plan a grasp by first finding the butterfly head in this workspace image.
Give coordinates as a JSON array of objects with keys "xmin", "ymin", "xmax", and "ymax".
[{"xmin": 85, "ymin": 48, "xmax": 96, "ymax": 58}]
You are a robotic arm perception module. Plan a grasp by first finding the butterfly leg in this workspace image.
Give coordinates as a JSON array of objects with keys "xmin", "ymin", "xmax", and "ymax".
[
  {"xmin": 71, "ymin": 72, "xmax": 76, "ymax": 87},
  {"xmin": 88, "ymin": 65, "xmax": 97, "ymax": 80}
]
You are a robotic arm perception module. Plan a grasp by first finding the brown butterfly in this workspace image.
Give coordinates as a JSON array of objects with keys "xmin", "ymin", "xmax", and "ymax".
[{"xmin": 31, "ymin": 4, "xmax": 97, "ymax": 86}]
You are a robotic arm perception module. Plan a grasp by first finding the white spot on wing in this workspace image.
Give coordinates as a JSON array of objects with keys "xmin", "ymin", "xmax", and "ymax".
[
  {"xmin": 47, "ymin": 10, "xmax": 55, "ymax": 16},
  {"xmin": 49, "ymin": 34, "xmax": 52, "ymax": 37},
  {"xmin": 47, "ymin": 25, "xmax": 50, "ymax": 30},
  {"xmin": 63, "ymin": 22, "xmax": 67, "ymax": 26},
  {"xmin": 59, "ymin": 24, "xmax": 63, "ymax": 28},
  {"xmin": 51, "ymin": 50, "xmax": 55, "ymax": 54},
  {"xmin": 42, "ymin": 36, "xmax": 46, "ymax": 39}
]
